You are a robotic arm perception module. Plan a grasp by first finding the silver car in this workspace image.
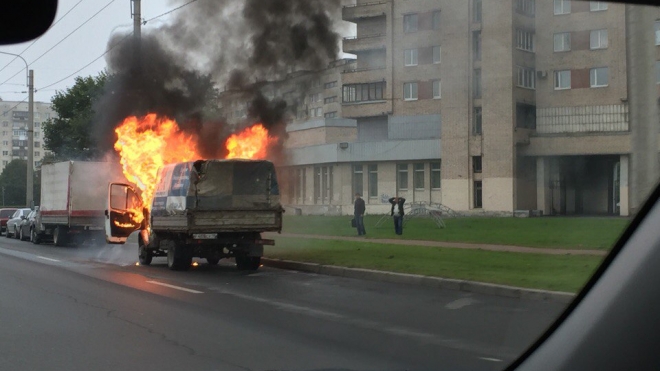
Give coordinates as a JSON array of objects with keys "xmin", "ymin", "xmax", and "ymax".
[{"xmin": 5, "ymin": 208, "xmax": 31, "ymax": 239}]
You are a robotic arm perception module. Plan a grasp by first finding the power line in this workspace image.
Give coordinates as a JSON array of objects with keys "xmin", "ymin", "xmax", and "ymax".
[
  {"xmin": 0, "ymin": 0, "xmax": 117, "ymax": 87},
  {"xmin": 144, "ymin": 0, "xmax": 200, "ymax": 23},
  {"xmin": 0, "ymin": 0, "xmax": 86, "ymax": 75},
  {"xmin": 37, "ymin": 32, "xmax": 133, "ymax": 92}
]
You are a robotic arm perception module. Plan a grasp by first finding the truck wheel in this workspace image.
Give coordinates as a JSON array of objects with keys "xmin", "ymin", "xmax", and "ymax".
[
  {"xmin": 30, "ymin": 228, "xmax": 41, "ymax": 245},
  {"xmin": 236, "ymin": 256, "xmax": 261, "ymax": 271},
  {"xmin": 53, "ymin": 226, "xmax": 68, "ymax": 247},
  {"xmin": 138, "ymin": 245, "xmax": 153, "ymax": 266},
  {"xmin": 206, "ymin": 257, "xmax": 220, "ymax": 266},
  {"xmin": 166, "ymin": 243, "xmax": 192, "ymax": 271}
]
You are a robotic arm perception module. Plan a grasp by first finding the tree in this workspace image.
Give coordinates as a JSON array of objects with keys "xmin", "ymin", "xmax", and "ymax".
[
  {"xmin": 0, "ymin": 160, "xmax": 40, "ymax": 207},
  {"xmin": 44, "ymin": 73, "xmax": 109, "ymax": 160}
]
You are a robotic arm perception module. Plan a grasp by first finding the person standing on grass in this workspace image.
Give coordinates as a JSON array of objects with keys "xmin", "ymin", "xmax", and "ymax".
[
  {"xmin": 354, "ymin": 193, "xmax": 366, "ymax": 236},
  {"xmin": 389, "ymin": 196, "xmax": 406, "ymax": 235}
]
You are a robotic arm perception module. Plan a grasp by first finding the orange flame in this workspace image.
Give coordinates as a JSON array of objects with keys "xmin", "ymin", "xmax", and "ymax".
[
  {"xmin": 225, "ymin": 124, "xmax": 276, "ymax": 160},
  {"xmin": 113, "ymin": 114, "xmax": 276, "ymax": 214}
]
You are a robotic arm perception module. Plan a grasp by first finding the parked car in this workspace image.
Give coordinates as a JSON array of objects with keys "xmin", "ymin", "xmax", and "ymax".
[
  {"xmin": 0, "ymin": 208, "xmax": 17, "ymax": 235},
  {"xmin": 5, "ymin": 208, "xmax": 31, "ymax": 239},
  {"xmin": 18, "ymin": 207, "xmax": 39, "ymax": 242}
]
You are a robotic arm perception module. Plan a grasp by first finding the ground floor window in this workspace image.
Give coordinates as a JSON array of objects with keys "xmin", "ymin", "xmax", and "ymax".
[
  {"xmin": 313, "ymin": 166, "xmax": 332, "ymax": 204},
  {"xmin": 353, "ymin": 165, "xmax": 364, "ymax": 197},
  {"xmin": 431, "ymin": 161, "xmax": 441, "ymax": 189},
  {"xmin": 368, "ymin": 164, "xmax": 378, "ymax": 198},
  {"xmin": 473, "ymin": 180, "xmax": 483, "ymax": 208},
  {"xmin": 398, "ymin": 164, "xmax": 409, "ymax": 190}
]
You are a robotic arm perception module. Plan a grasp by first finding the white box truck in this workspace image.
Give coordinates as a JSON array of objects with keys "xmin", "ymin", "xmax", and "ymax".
[{"xmin": 33, "ymin": 161, "xmax": 128, "ymax": 246}]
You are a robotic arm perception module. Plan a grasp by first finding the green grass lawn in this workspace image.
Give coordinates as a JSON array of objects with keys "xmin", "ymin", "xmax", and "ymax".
[
  {"xmin": 267, "ymin": 237, "xmax": 604, "ymax": 293},
  {"xmin": 282, "ymin": 215, "xmax": 629, "ymax": 250}
]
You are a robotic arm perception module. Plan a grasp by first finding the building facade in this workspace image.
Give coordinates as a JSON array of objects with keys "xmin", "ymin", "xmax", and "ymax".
[
  {"xmin": 0, "ymin": 100, "xmax": 56, "ymax": 172},
  {"xmin": 226, "ymin": 0, "xmax": 660, "ymax": 217}
]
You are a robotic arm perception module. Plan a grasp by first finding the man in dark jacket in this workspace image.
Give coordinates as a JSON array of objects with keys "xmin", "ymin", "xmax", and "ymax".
[
  {"xmin": 389, "ymin": 196, "xmax": 406, "ymax": 235},
  {"xmin": 354, "ymin": 193, "xmax": 366, "ymax": 236}
]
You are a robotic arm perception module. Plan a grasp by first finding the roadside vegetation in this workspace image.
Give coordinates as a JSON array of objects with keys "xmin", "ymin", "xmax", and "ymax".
[
  {"xmin": 266, "ymin": 236, "xmax": 605, "ymax": 293},
  {"xmin": 281, "ymin": 215, "xmax": 629, "ymax": 250}
]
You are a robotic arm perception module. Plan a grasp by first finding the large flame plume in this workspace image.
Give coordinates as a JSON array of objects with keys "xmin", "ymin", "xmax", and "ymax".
[{"xmin": 113, "ymin": 114, "xmax": 275, "ymax": 217}]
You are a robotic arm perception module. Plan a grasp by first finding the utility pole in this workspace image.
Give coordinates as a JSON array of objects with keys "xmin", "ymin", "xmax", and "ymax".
[
  {"xmin": 626, "ymin": 5, "xmax": 659, "ymax": 214},
  {"xmin": 26, "ymin": 69, "xmax": 34, "ymax": 207},
  {"xmin": 131, "ymin": 0, "xmax": 141, "ymax": 71}
]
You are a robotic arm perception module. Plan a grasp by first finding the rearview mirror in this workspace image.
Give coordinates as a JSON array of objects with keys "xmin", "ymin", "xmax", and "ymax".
[{"xmin": 1, "ymin": 1, "xmax": 57, "ymax": 45}]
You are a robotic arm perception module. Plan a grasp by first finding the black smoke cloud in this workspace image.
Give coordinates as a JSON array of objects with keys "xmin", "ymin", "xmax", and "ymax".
[{"xmin": 94, "ymin": 0, "xmax": 342, "ymax": 162}]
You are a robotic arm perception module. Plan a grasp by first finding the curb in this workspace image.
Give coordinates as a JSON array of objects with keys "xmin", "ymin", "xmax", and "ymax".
[{"xmin": 261, "ymin": 258, "xmax": 576, "ymax": 304}]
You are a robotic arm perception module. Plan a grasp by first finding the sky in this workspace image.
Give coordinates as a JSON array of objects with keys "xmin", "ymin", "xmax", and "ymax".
[
  {"xmin": 0, "ymin": 0, "xmax": 177, "ymax": 104},
  {"xmin": 0, "ymin": 0, "xmax": 356, "ymax": 105}
]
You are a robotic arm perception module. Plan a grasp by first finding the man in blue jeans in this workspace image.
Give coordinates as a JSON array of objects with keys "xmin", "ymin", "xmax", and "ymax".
[
  {"xmin": 354, "ymin": 193, "xmax": 366, "ymax": 236},
  {"xmin": 389, "ymin": 196, "xmax": 406, "ymax": 235}
]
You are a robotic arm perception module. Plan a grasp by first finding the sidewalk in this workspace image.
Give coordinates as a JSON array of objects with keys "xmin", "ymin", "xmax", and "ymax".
[{"xmin": 264, "ymin": 232, "xmax": 608, "ymax": 257}]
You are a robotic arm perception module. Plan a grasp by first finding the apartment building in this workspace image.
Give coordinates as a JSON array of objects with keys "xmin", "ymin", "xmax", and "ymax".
[
  {"xmin": 225, "ymin": 0, "xmax": 660, "ymax": 216},
  {"xmin": 0, "ymin": 100, "xmax": 55, "ymax": 172}
]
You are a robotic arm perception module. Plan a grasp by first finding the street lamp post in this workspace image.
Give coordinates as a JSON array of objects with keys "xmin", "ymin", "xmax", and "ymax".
[{"xmin": 0, "ymin": 52, "xmax": 34, "ymax": 207}]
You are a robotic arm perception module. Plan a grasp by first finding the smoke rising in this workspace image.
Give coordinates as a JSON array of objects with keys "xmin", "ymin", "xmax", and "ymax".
[{"xmin": 94, "ymin": 0, "xmax": 342, "ymax": 163}]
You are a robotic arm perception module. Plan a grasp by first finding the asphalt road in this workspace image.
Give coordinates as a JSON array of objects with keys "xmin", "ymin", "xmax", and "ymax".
[{"xmin": 0, "ymin": 234, "xmax": 567, "ymax": 371}]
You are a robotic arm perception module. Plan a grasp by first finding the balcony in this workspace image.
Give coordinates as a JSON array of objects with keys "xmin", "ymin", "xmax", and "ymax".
[
  {"xmin": 536, "ymin": 105, "xmax": 629, "ymax": 134},
  {"xmin": 341, "ymin": 66, "xmax": 387, "ymax": 84},
  {"xmin": 342, "ymin": 1, "xmax": 388, "ymax": 22},
  {"xmin": 343, "ymin": 34, "xmax": 386, "ymax": 54}
]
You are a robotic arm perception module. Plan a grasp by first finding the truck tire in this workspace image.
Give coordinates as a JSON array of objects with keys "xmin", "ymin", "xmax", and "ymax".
[
  {"xmin": 138, "ymin": 245, "xmax": 153, "ymax": 266},
  {"xmin": 30, "ymin": 228, "xmax": 41, "ymax": 245},
  {"xmin": 206, "ymin": 257, "xmax": 220, "ymax": 266},
  {"xmin": 53, "ymin": 226, "xmax": 68, "ymax": 247},
  {"xmin": 166, "ymin": 242, "xmax": 192, "ymax": 271},
  {"xmin": 236, "ymin": 256, "xmax": 261, "ymax": 271}
]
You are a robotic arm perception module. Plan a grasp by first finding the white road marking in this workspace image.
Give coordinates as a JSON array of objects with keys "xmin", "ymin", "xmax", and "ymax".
[
  {"xmin": 445, "ymin": 297, "xmax": 478, "ymax": 310},
  {"xmin": 146, "ymin": 280, "xmax": 204, "ymax": 294},
  {"xmin": 36, "ymin": 256, "xmax": 61, "ymax": 262},
  {"xmin": 479, "ymin": 357, "xmax": 503, "ymax": 362}
]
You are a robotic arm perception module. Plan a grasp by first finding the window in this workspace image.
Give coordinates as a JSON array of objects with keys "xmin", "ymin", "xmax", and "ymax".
[
  {"xmin": 324, "ymin": 81, "xmax": 337, "ymax": 89},
  {"xmin": 473, "ymin": 69, "xmax": 482, "ymax": 98},
  {"xmin": 34, "ymin": 122, "xmax": 40, "ymax": 128},
  {"xmin": 403, "ymin": 13, "xmax": 418, "ymax": 33},
  {"xmin": 34, "ymin": 141, "xmax": 40, "ymax": 148},
  {"xmin": 34, "ymin": 151, "xmax": 40, "ymax": 157},
  {"xmin": 413, "ymin": 163, "xmax": 425, "ymax": 190},
  {"xmin": 2, "ymin": 131, "xmax": 6, "ymax": 136},
  {"xmin": 516, "ymin": 29, "xmax": 535, "ymax": 52},
  {"xmin": 314, "ymin": 167, "xmax": 332, "ymax": 204},
  {"xmin": 34, "ymin": 112, "xmax": 40, "ymax": 119},
  {"xmin": 295, "ymin": 168, "xmax": 306, "ymax": 202},
  {"xmin": 516, "ymin": 103, "xmax": 537, "ymax": 129},
  {"xmin": 433, "ymin": 80, "xmax": 441, "ymax": 99},
  {"xmin": 554, "ymin": 70, "xmax": 571, "ymax": 90},
  {"xmin": 590, "ymin": 67, "xmax": 609, "ymax": 87},
  {"xmin": 404, "ymin": 49, "xmax": 418, "ymax": 66},
  {"xmin": 1, "ymin": 121, "xmax": 6, "ymax": 127},
  {"xmin": 342, "ymin": 82, "xmax": 385, "ymax": 103},
  {"xmin": 324, "ymin": 111, "xmax": 337, "ymax": 118},
  {"xmin": 517, "ymin": 66, "xmax": 536, "ymax": 89},
  {"xmin": 368, "ymin": 165, "xmax": 378, "ymax": 198},
  {"xmin": 403, "ymin": 82, "xmax": 418, "ymax": 101},
  {"xmin": 433, "ymin": 46, "xmax": 441, "ymax": 63},
  {"xmin": 13, "ymin": 130, "xmax": 25, "ymax": 136},
  {"xmin": 473, "ymin": 181, "xmax": 483, "ymax": 208},
  {"xmin": 397, "ymin": 164, "xmax": 408, "ymax": 190},
  {"xmin": 432, "ymin": 10, "xmax": 441, "ymax": 29},
  {"xmin": 309, "ymin": 93, "xmax": 321, "ymax": 103},
  {"xmin": 473, "ymin": 0, "xmax": 482, "ymax": 22},
  {"xmin": 431, "ymin": 162, "xmax": 441, "ymax": 189},
  {"xmin": 473, "ymin": 31, "xmax": 482, "ymax": 60},
  {"xmin": 473, "ymin": 107, "xmax": 482, "ymax": 135},
  {"xmin": 656, "ymin": 61, "xmax": 660, "ymax": 84},
  {"xmin": 516, "ymin": 0, "xmax": 535, "ymax": 17},
  {"xmin": 1, "ymin": 151, "xmax": 7, "ymax": 156},
  {"xmin": 35, "ymin": 161, "xmax": 40, "ymax": 168},
  {"xmin": 554, "ymin": 32, "xmax": 571, "ymax": 52},
  {"xmin": 34, "ymin": 132, "xmax": 40, "ymax": 138},
  {"xmin": 554, "ymin": 0, "xmax": 570, "ymax": 14},
  {"xmin": 324, "ymin": 96, "xmax": 337, "ymax": 104},
  {"xmin": 590, "ymin": 29, "xmax": 608, "ymax": 49},
  {"xmin": 1, "ymin": 141, "xmax": 6, "ymax": 145},
  {"xmin": 311, "ymin": 79, "xmax": 321, "ymax": 88},
  {"xmin": 353, "ymin": 165, "xmax": 364, "ymax": 197},
  {"xmin": 473, "ymin": 156, "xmax": 482, "ymax": 173},
  {"xmin": 656, "ymin": 21, "xmax": 660, "ymax": 46},
  {"xmin": 590, "ymin": 1, "xmax": 607, "ymax": 11},
  {"xmin": 44, "ymin": 113, "xmax": 50, "ymax": 119}
]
